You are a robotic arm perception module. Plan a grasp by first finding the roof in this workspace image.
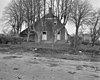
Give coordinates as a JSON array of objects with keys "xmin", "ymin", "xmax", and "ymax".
[
  {"xmin": 42, "ymin": 13, "xmax": 57, "ymax": 19},
  {"xmin": 33, "ymin": 11, "xmax": 64, "ymax": 31},
  {"xmin": 20, "ymin": 8, "xmax": 64, "ymax": 35},
  {"xmin": 20, "ymin": 28, "xmax": 35, "ymax": 37}
]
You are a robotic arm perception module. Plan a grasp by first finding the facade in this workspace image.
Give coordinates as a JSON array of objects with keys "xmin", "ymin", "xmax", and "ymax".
[{"xmin": 20, "ymin": 8, "xmax": 68, "ymax": 43}]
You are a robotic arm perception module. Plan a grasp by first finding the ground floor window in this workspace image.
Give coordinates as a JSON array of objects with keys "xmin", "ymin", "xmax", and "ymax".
[
  {"xmin": 42, "ymin": 31, "xmax": 47, "ymax": 40},
  {"xmin": 57, "ymin": 31, "xmax": 61, "ymax": 40}
]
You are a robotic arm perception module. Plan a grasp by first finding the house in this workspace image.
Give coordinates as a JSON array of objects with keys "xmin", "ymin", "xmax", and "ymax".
[
  {"xmin": 20, "ymin": 8, "xmax": 68, "ymax": 43},
  {"xmin": 20, "ymin": 29, "xmax": 36, "ymax": 42}
]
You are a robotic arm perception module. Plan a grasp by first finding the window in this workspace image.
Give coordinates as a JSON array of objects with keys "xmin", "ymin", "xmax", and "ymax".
[
  {"xmin": 42, "ymin": 31, "xmax": 47, "ymax": 40},
  {"xmin": 43, "ymin": 32, "xmax": 46, "ymax": 34},
  {"xmin": 57, "ymin": 31, "xmax": 61, "ymax": 40}
]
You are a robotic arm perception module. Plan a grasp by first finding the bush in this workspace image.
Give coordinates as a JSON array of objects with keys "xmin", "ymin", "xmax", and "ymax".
[
  {"xmin": 82, "ymin": 41, "xmax": 90, "ymax": 45},
  {"xmin": 0, "ymin": 35, "xmax": 9, "ymax": 44},
  {"xmin": 10, "ymin": 36, "xmax": 24, "ymax": 44},
  {"xmin": 0, "ymin": 35, "xmax": 24, "ymax": 44},
  {"xmin": 95, "ymin": 41, "xmax": 100, "ymax": 46},
  {"xmin": 68, "ymin": 36, "xmax": 82, "ymax": 47}
]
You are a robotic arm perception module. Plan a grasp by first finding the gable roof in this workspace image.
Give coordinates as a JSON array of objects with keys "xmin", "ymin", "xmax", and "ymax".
[{"xmin": 20, "ymin": 8, "xmax": 65, "ymax": 35}]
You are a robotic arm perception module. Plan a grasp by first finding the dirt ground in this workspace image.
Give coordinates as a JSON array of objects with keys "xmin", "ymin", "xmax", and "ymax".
[{"xmin": 0, "ymin": 51, "xmax": 100, "ymax": 80}]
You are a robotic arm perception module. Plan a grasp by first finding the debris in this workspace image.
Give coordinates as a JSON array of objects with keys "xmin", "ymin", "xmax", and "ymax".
[
  {"xmin": 28, "ymin": 61, "xmax": 39, "ymax": 64},
  {"xmin": 83, "ymin": 65, "xmax": 97, "ymax": 71},
  {"xmin": 34, "ymin": 48, "xmax": 37, "ymax": 51},
  {"xmin": 76, "ymin": 65, "xmax": 83, "ymax": 70},
  {"xmin": 13, "ymin": 68, "xmax": 19, "ymax": 70},
  {"xmin": 17, "ymin": 76, "xmax": 22, "ymax": 79},
  {"xmin": 32, "ymin": 48, "xmax": 38, "ymax": 51},
  {"xmin": 79, "ymin": 51, "xmax": 82, "ymax": 53},
  {"xmin": 3, "ymin": 56, "xmax": 22, "ymax": 59},
  {"xmin": 91, "ymin": 74, "xmax": 100, "ymax": 78},
  {"xmin": 68, "ymin": 71, "xmax": 76, "ymax": 74},
  {"xmin": 49, "ymin": 63, "xmax": 58, "ymax": 67},
  {"xmin": 34, "ymin": 57, "xmax": 37, "ymax": 59},
  {"xmin": 34, "ymin": 54, "xmax": 41, "ymax": 57},
  {"xmin": 96, "ymin": 67, "xmax": 100, "ymax": 71}
]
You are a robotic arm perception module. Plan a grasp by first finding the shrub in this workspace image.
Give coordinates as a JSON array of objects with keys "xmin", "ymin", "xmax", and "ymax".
[
  {"xmin": 0, "ymin": 35, "xmax": 9, "ymax": 44},
  {"xmin": 68, "ymin": 36, "xmax": 82, "ymax": 47},
  {"xmin": 0, "ymin": 35, "xmax": 24, "ymax": 44},
  {"xmin": 95, "ymin": 41, "xmax": 100, "ymax": 46},
  {"xmin": 10, "ymin": 36, "xmax": 24, "ymax": 44},
  {"xmin": 82, "ymin": 41, "xmax": 90, "ymax": 45}
]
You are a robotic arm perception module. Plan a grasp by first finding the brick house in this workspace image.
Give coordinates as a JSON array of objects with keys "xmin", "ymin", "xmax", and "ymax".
[{"xmin": 20, "ymin": 8, "xmax": 68, "ymax": 43}]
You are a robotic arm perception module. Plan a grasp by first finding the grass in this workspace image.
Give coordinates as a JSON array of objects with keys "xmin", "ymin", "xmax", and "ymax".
[
  {"xmin": 3, "ymin": 55, "xmax": 22, "ymax": 59},
  {"xmin": 0, "ymin": 42, "xmax": 100, "ymax": 62},
  {"xmin": 35, "ymin": 48, "xmax": 91, "ymax": 61},
  {"xmin": 48, "ymin": 63, "xmax": 59, "ymax": 67}
]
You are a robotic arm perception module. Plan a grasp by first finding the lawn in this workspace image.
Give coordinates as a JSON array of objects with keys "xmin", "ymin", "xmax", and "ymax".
[
  {"xmin": 0, "ymin": 42, "xmax": 100, "ymax": 62},
  {"xmin": 0, "ymin": 43, "xmax": 100, "ymax": 80},
  {"xmin": 0, "ymin": 42, "xmax": 100, "ymax": 80}
]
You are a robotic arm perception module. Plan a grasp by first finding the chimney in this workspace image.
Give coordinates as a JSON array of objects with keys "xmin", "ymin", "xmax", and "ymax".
[{"xmin": 49, "ymin": 7, "xmax": 52, "ymax": 13}]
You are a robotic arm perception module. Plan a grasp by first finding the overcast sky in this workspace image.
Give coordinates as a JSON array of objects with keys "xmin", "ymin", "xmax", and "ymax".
[
  {"xmin": 0, "ymin": 0, "xmax": 11, "ymax": 18},
  {"xmin": 67, "ymin": 0, "xmax": 100, "ymax": 34},
  {"xmin": 0, "ymin": 0, "xmax": 100, "ymax": 34}
]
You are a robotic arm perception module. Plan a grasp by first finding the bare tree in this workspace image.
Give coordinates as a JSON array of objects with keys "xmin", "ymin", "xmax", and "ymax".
[
  {"xmin": 22, "ymin": 0, "xmax": 44, "ymax": 42},
  {"xmin": 52, "ymin": 0, "xmax": 73, "ymax": 42},
  {"xmin": 22, "ymin": 0, "xmax": 33, "ymax": 41},
  {"xmin": 45, "ymin": 0, "xmax": 72, "ymax": 26},
  {"xmin": 70, "ymin": 0, "xmax": 93, "ymax": 48},
  {"xmin": 4, "ymin": 0, "xmax": 92, "ymax": 44},
  {"xmin": 3, "ymin": 0, "xmax": 43, "ymax": 41},
  {"xmin": 3, "ymin": 0, "xmax": 24, "ymax": 36},
  {"xmin": 88, "ymin": 10, "xmax": 100, "ymax": 46}
]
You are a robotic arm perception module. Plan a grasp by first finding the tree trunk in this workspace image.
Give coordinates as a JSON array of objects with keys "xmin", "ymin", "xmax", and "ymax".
[
  {"xmin": 54, "ymin": 31, "xmax": 57, "ymax": 43},
  {"xmin": 92, "ymin": 41, "xmax": 95, "ymax": 46},
  {"xmin": 74, "ymin": 27, "xmax": 79, "ymax": 48},
  {"xmin": 37, "ymin": 33, "xmax": 41, "ymax": 43},
  {"xmin": 13, "ymin": 25, "xmax": 16, "ymax": 35},
  {"xmin": 91, "ymin": 18, "xmax": 99, "ymax": 46},
  {"xmin": 27, "ymin": 27, "xmax": 30, "ymax": 42},
  {"xmin": 91, "ymin": 36, "xmax": 95, "ymax": 46}
]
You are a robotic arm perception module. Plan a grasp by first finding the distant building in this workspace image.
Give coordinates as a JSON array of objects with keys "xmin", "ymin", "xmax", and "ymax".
[
  {"xmin": 82, "ymin": 34, "xmax": 91, "ymax": 42},
  {"xmin": 20, "ymin": 8, "xmax": 68, "ymax": 43}
]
